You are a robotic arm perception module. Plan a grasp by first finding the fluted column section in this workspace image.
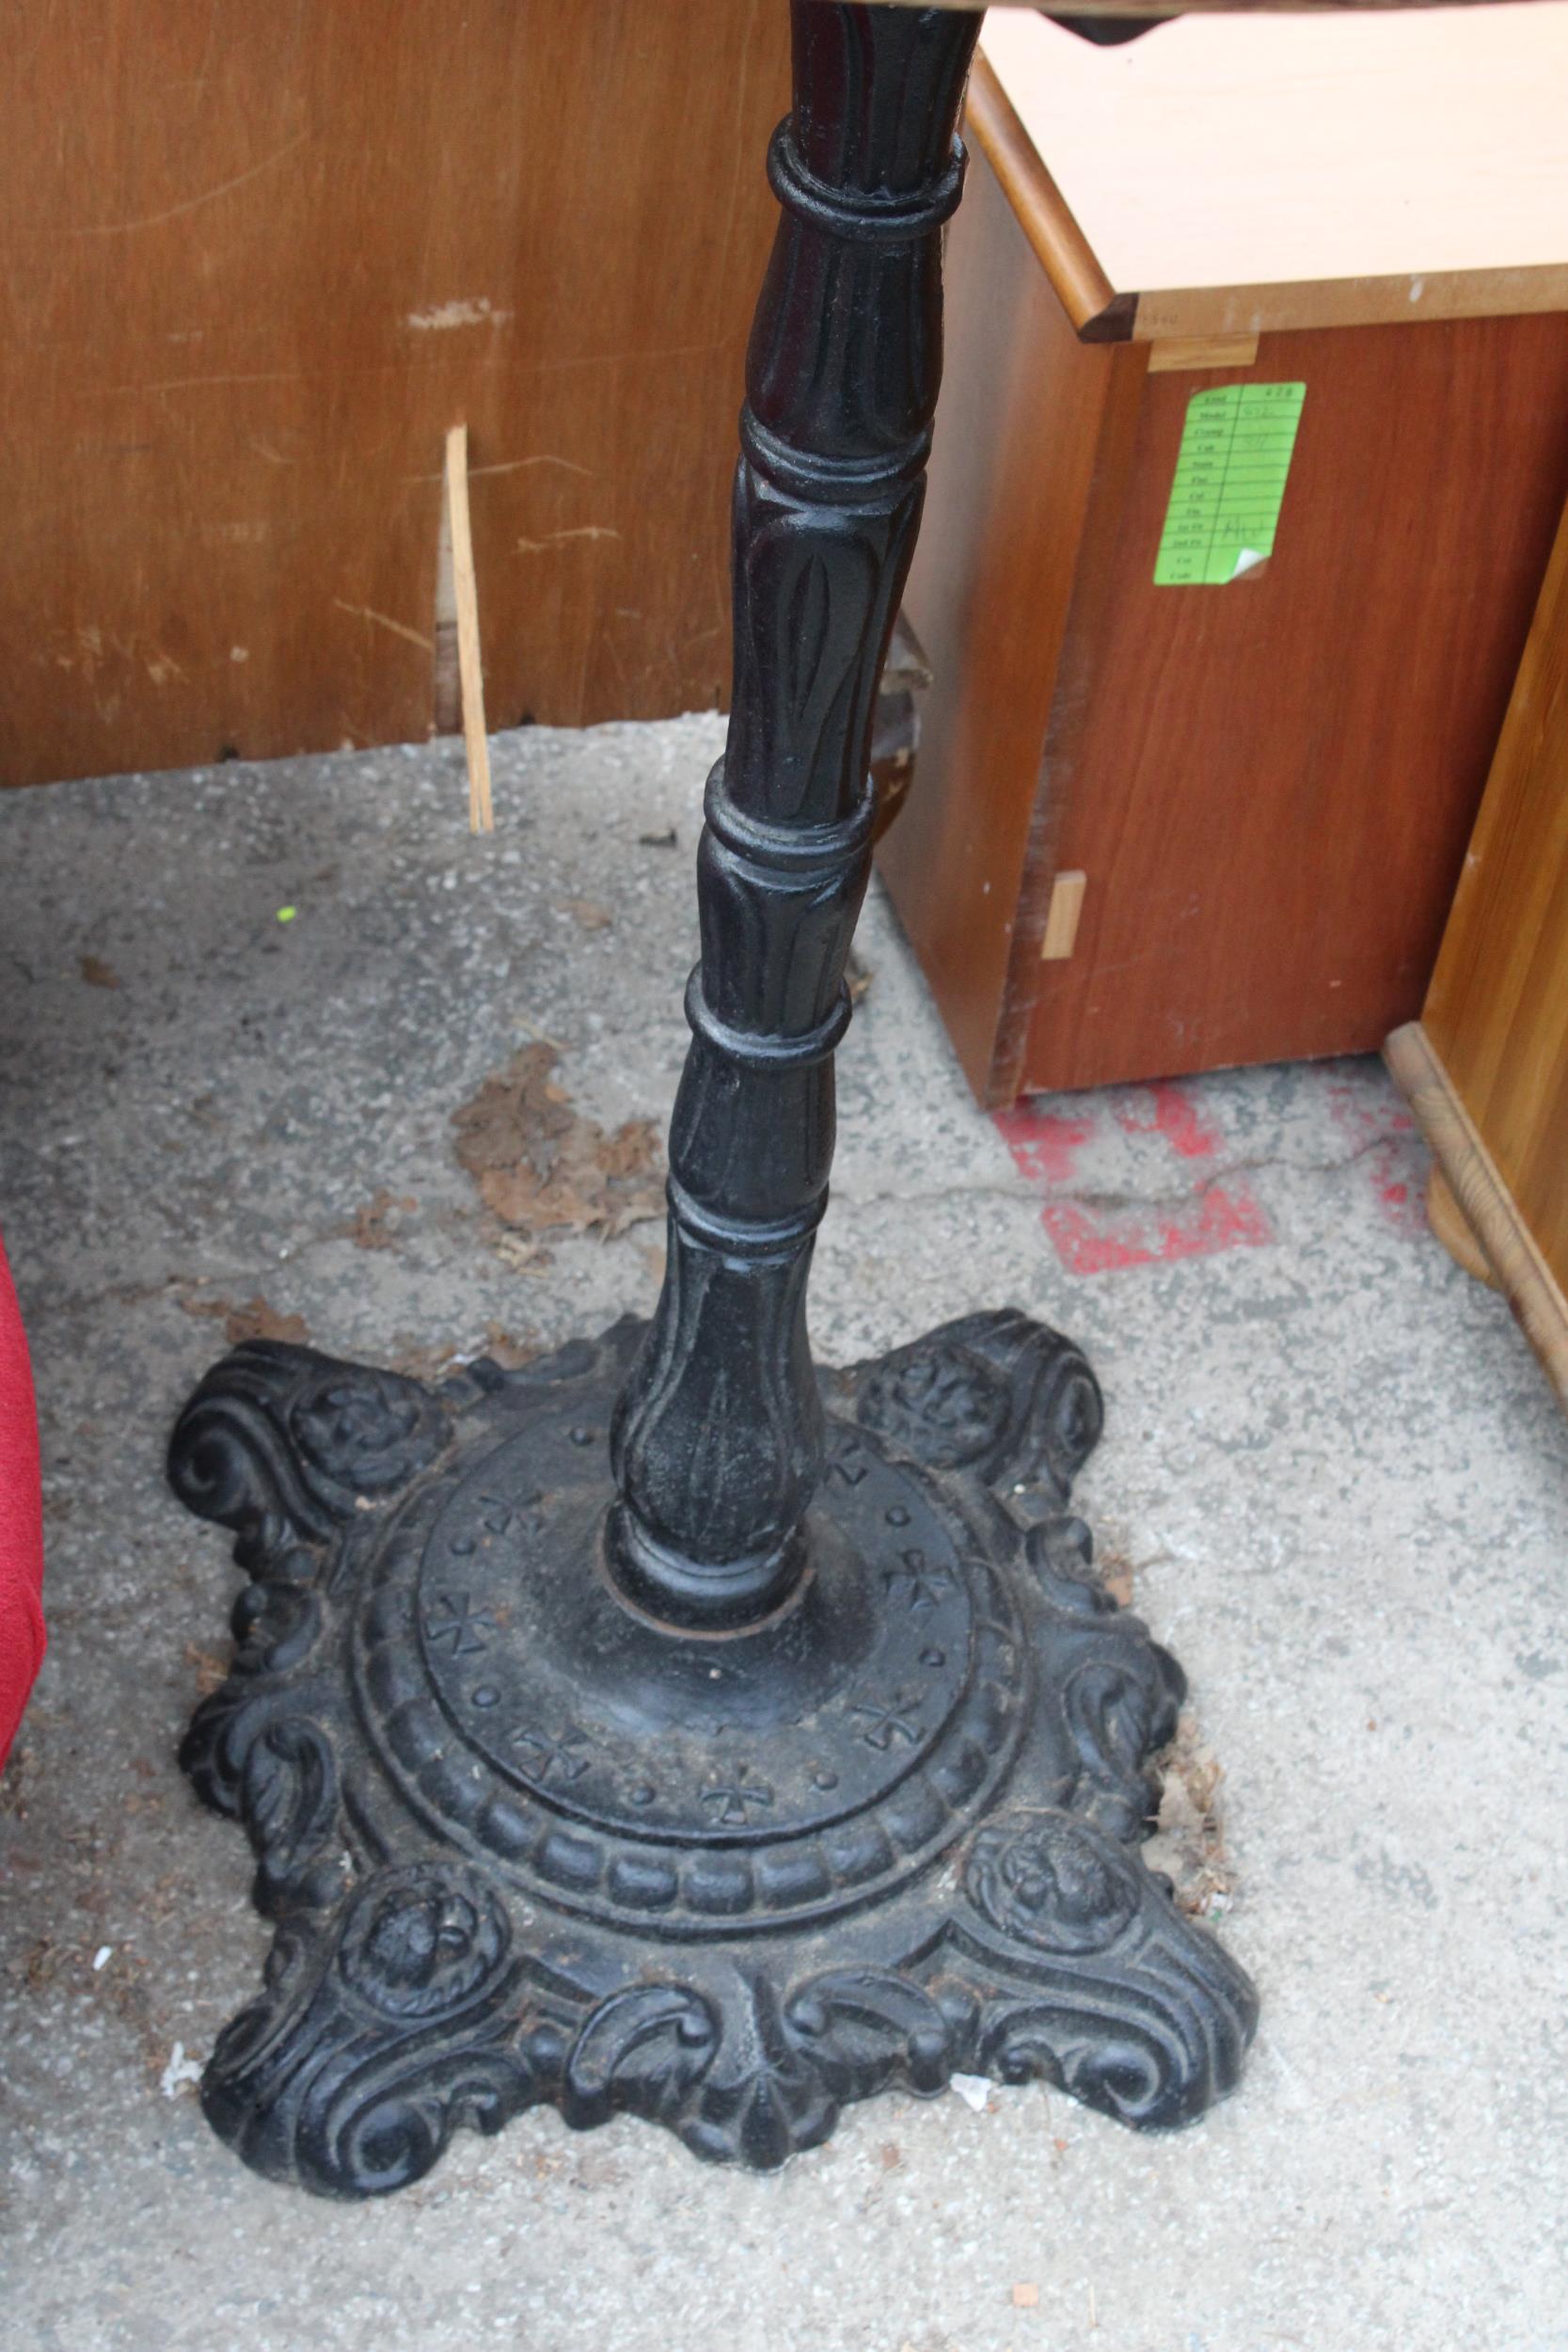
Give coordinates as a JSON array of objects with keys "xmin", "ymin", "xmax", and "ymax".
[{"xmin": 609, "ymin": 2, "xmax": 981, "ymax": 1630}]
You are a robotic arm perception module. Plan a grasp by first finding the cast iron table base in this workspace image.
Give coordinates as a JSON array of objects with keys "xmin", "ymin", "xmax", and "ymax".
[
  {"xmin": 170, "ymin": 1315, "xmax": 1254, "ymax": 2194},
  {"xmin": 167, "ymin": 1, "xmax": 1257, "ymax": 2196}
]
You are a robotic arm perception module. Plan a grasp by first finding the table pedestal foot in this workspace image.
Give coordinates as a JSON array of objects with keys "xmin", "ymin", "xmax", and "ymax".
[{"xmin": 168, "ymin": 1316, "xmax": 1255, "ymax": 2196}]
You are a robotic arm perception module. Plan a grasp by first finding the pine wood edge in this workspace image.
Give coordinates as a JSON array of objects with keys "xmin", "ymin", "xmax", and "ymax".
[
  {"xmin": 444, "ymin": 424, "xmax": 493, "ymax": 835},
  {"xmin": 1132, "ymin": 265, "xmax": 1568, "ymax": 342},
  {"xmin": 1425, "ymin": 485, "xmax": 1568, "ymax": 1040},
  {"xmin": 966, "ymin": 55, "xmax": 1132, "ymax": 342},
  {"xmin": 1426, "ymin": 1166, "xmax": 1499, "ymax": 1288},
  {"xmin": 1146, "ymin": 332, "xmax": 1259, "ymax": 372},
  {"xmin": 1385, "ymin": 1020, "xmax": 1568, "ymax": 1414}
]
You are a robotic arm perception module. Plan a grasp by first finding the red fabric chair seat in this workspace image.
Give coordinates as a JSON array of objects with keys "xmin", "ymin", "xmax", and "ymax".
[{"xmin": 0, "ymin": 1232, "xmax": 45, "ymax": 1771}]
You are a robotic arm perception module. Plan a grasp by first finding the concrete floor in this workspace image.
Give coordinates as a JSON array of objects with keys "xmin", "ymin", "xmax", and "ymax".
[{"xmin": 1, "ymin": 715, "xmax": 1565, "ymax": 2352}]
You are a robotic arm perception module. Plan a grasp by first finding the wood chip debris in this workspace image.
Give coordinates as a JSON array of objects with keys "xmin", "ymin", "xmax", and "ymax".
[
  {"xmin": 451, "ymin": 1041, "xmax": 664, "ymax": 1241},
  {"xmin": 492, "ymin": 1233, "xmax": 556, "ymax": 1276},
  {"xmin": 159, "ymin": 2042, "xmax": 204, "ymax": 2099},
  {"xmin": 389, "ymin": 1323, "xmax": 538, "ymax": 1379}
]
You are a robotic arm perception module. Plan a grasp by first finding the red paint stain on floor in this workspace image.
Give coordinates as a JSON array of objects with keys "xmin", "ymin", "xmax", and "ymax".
[
  {"xmin": 992, "ymin": 1104, "xmax": 1096, "ymax": 1186},
  {"xmin": 1114, "ymin": 1080, "xmax": 1220, "ymax": 1160},
  {"xmin": 1041, "ymin": 1185, "xmax": 1274, "ymax": 1276},
  {"xmin": 1324, "ymin": 1076, "xmax": 1428, "ymax": 1237},
  {"xmin": 996, "ymin": 1082, "xmax": 1274, "ymax": 1275},
  {"xmin": 1368, "ymin": 1152, "xmax": 1427, "ymax": 1236}
]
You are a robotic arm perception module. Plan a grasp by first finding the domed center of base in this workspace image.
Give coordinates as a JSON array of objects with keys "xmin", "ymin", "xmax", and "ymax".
[
  {"xmin": 351, "ymin": 1363, "xmax": 1029, "ymax": 1934},
  {"xmin": 413, "ymin": 1411, "xmax": 974, "ymax": 1847}
]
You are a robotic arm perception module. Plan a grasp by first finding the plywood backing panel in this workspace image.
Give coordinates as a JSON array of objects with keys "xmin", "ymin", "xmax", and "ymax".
[
  {"xmin": 875, "ymin": 138, "xmax": 1117, "ymax": 1099},
  {"xmin": 1024, "ymin": 312, "xmax": 1568, "ymax": 1092},
  {"xmin": 0, "ymin": 0, "xmax": 791, "ymax": 788}
]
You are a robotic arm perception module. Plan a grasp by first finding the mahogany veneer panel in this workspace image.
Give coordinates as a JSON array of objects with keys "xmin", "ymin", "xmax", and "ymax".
[
  {"xmin": 879, "ymin": 145, "xmax": 1126, "ymax": 1093},
  {"xmin": 1026, "ymin": 313, "xmax": 1568, "ymax": 1092}
]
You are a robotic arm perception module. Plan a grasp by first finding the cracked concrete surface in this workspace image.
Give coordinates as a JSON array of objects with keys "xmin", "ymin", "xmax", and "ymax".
[{"xmin": 2, "ymin": 715, "xmax": 1566, "ymax": 2352}]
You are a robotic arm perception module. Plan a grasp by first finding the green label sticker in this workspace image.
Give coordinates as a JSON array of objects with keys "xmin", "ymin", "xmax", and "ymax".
[{"xmin": 1154, "ymin": 381, "xmax": 1307, "ymax": 586}]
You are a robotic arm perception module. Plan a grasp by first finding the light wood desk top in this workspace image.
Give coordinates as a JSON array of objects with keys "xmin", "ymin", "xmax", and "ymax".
[{"xmin": 974, "ymin": 4, "xmax": 1568, "ymax": 338}]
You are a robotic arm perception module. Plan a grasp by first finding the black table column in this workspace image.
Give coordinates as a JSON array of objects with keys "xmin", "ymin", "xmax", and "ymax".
[
  {"xmin": 610, "ymin": 3, "xmax": 982, "ymax": 1631},
  {"xmin": 166, "ymin": 1, "xmax": 1256, "ymax": 2198}
]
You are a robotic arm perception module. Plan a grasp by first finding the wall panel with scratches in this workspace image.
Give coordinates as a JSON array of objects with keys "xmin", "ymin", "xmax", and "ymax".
[{"xmin": 0, "ymin": 1, "xmax": 791, "ymax": 788}]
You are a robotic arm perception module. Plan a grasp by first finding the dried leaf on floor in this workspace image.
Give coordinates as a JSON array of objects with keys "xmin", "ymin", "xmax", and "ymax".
[
  {"xmin": 79, "ymin": 954, "xmax": 119, "ymax": 989},
  {"xmin": 177, "ymin": 1293, "xmax": 310, "ymax": 1346},
  {"xmin": 388, "ymin": 1334, "xmax": 463, "ymax": 1383},
  {"xmin": 343, "ymin": 1189, "xmax": 418, "ymax": 1250},
  {"xmin": 451, "ymin": 1042, "xmax": 664, "ymax": 1242},
  {"xmin": 21, "ymin": 1937, "xmax": 64, "ymax": 1993},
  {"xmin": 481, "ymin": 1323, "xmax": 538, "ymax": 1371},
  {"xmin": 453, "ymin": 1041, "xmax": 575, "ymax": 1173},
  {"xmin": 183, "ymin": 1642, "xmax": 230, "ymax": 1697},
  {"xmin": 1146, "ymin": 1711, "xmax": 1235, "ymax": 1919},
  {"xmin": 557, "ymin": 898, "xmax": 613, "ymax": 931},
  {"xmin": 1100, "ymin": 1549, "xmax": 1135, "ymax": 1609},
  {"xmin": 594, "ymin": 1120, "xmax": 659, "ymax": 1183},
  {"xmin": 0, "ymin": 1743, "xmax": 37, "ymax": 1821}
]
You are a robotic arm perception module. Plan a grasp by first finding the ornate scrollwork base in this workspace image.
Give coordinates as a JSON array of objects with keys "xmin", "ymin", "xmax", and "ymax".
[{"xmin": 167, "ymin": 1311, "xmax": 1257, "ymax": 2198}]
